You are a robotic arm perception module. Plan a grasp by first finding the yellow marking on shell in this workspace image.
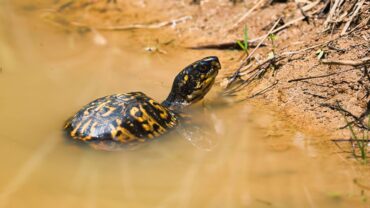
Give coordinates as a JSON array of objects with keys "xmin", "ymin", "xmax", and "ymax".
[
  {"xmin": 132, "ymin": 105, "xmax": 167, "ymax": 137},
  {"xmin": 149, "ymin": 99, "xmax": 169, "ymax": 119},
  {"xmin": 101, "ymin": 106, "xmax": 115, "ymax": 117},
  {"xmin": 184, "ymin": 75, "xmax": 189, "ymax": 81},
  {"xmin": 130, "ymin": 107, "xmax": 140, "ymax": 117},
  {"xmin": 115, "ymin": 127, "xmax": 137, "ymax": 143},
  {"xmin": 112, "ymin": 119, "xmax": 137, "ymax": 143},
  {"xmin": 80, "ymin": 119, "xmax": 92, "ymax": 135},
  {"xmin": 81, "ymin": 136, "xmax": 92, "ymax": 141},
  {"xmin": 90, "ymin": 122, "xmax": 98, "ymax": 134},
  {"xmin": 70, "ymin": 122, "xmax": 82, "ymax": 137},
  {"xmin": 161, "ymin": 113, "xmax": 169, "ymax": 119},
  {"xmin": 115, "ymin": 119, "xmax": 122, "ymax": 126},
  {"xmin": 83, "ymin": 107, "xmax": 92, "ymax": 116},
  {"xmin": 153, "ymin": 131, "xmax": 160, "ymax": 137},
  {"xmin": 200, "ymin": 74, "xmax": 205, "ymax": 79},
  {"xmin": 147, "ymin": 134, "xmax": 154, "ymax": 139},
  {"xmin": 142, "ymin": 124, "xmax": 151, "ymax": 131},
  {"xmin": 167, "ymin": 121, "xmax": 175, "ymax": 128},
  {"xmin": 95, "ymin": 101, "xmax": 110, "ymax": 111},
  {"xmin": 121, "ymin": 96, "xmax": 134, "ymax": 101}
]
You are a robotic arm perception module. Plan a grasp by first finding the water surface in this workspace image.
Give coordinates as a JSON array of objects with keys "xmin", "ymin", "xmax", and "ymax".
[{"xmin": 0, "ymin": 1, "xmax": 369, "ymax": 208}]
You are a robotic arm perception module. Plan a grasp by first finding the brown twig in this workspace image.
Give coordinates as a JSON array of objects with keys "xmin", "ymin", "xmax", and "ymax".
[
  {"xmin": 331, "ymin": 140, "xmax": 354, "ymax": 154},
  {"xmin": 230, "ymin": 0, "xmax": 265, "ymax": 30},
  {"xmin": 248, "ymin": 80, "xmax": 279, "ymax": 99},
  {"xmin": 281, "ymin": 36, "xmax": 345, "ymax": 56},
  {"xmin": 244, "ymin": 55, "xmax": 285, "ymax": 75},
  {"xmin": 321, "ymin": 57, "xmax": 370, "ymax": 67},
  {"xmin": 321, "ymin": 101, "xmax": 370, "ymax": 130},
  {"xmin": 303, "ymin": 91, "xmax": 328, "ymax": 99},
  {"xmin": 288, "ymin": 69, "xmax": 355, "ymax": 83},
  {"xmin": 249, "ymin": 16, "xmax": 307, "ymax": 43},
  {"xmin": 346, "ymin": 15, "xmax": 370, "ymax": 35},
  {"xmin": 358, "ymin": 101, "xmax": 370, "ymax": 122},
  {"xmin": 187, "ymin": 40, "xmax": 265, "ymax": 50},
  {"xmin": 353, "ymin": 178, "xmax": 370, "ymax": 191},
  {"xmin": 247, "ymin": 0, "xmax": 321, "ymax": 42},
  {"xmin": 228, "ymin": 18, "xmax": 282, "ymax": 84},
  {"xmin": 224, "ymin": 56, "xmax": 283, "ymax": 95},
  {"xmin": 323, "ymin": 0, "xmax": 342, "ymax": 29},
  {"xmin": 341, "ymin": 0, "xmax": 366, "ymax": 35},
  {"xmin": 97, "ymin": 16, "xmax": 192, "ymax": 31},
  {"xmin": 301, "ymin": 0, "xmax": 321, "ymax": 11},
  {"xmin": 327, "ymin": 41, "xmax": 346, "ymax": 52},
  {"xmin": 57, "ymin": 0, "xmax": 75, "ymax": 12},
  {"xmin": 254, "ymin": 0, "xmax": 331, "ymax": 42},
  {"xmin": 331, "ymin": 139, "xmax": 370, "ymax": 142},
  {"xmin": 281, "ymin": 43, "xmax": 326, "ymax": 56},
  {"xmin": 297, "ymin": 3, "xmax": 310, "ymax": 24}
]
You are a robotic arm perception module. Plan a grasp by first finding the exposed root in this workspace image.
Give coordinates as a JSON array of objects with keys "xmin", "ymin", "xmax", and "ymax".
[
  {"xmin": 227, "ymin": 18, "xmax": 282, "ymax": 86},
  {"xmin": 321, "ymin": 57, "xmax": 370, "ymax": 67},
  {"xmin": 320, "ymin": 101, "xmax": 370, "ymax": 130}
]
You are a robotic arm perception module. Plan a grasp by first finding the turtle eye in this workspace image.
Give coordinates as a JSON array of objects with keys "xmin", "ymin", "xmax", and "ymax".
[
  {"xmin": 199, "ymin": 66, "xmax": 210, "ymax": 73},
  {"xmin": 195, "ymin": 62, "xmax": 212, "ymax": 73},
  {"xmin": 194, "ymin": 56, "xmax": 220, "ymax": 73}
]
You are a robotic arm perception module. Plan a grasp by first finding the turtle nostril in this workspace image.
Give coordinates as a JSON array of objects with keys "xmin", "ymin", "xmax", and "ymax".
[
  {"xmin": 215, "ymin": 62, "xmax": 221, "ymax": 70},
  {"xmin": 210, "ymin": 61, "xmax": 221, "ymax": 71}
]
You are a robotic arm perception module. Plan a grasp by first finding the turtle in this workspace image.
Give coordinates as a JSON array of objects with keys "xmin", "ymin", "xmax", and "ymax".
[{"xmin": 64, "ymin": 56, "xmax": 221, "ymax": 151}]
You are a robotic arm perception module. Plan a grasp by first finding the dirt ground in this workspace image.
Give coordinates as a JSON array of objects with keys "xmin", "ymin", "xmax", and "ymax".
[{"xmin": 42, "ymin": 0, "xmax": 369, "ymax": 138}]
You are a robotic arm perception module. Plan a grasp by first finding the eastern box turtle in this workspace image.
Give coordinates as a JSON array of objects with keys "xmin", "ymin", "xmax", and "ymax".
[{"xmin": 64, "ymin": 56, "xmax": 221, "ymax": 150}]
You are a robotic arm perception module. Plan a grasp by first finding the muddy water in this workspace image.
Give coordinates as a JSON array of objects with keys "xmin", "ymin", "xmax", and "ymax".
[{"xmin": 0, "ymin": 2, "xmax": 369, "ymax": 208}]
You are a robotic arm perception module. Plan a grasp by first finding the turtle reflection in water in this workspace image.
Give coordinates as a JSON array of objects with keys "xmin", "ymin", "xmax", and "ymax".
[{"xmin": 64, "ymin": 56, "xmax": 221, "ymax": 150}]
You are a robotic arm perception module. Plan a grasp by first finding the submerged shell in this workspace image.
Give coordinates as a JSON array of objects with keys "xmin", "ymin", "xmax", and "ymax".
[{"xmin": 64, "ymin": 92, "xmax": 178, "ymax": 148}]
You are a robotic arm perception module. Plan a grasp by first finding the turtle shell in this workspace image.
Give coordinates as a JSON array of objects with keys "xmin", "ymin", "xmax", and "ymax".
[{"xmin": 64, "ymin": 92, "xmax": 178, "ymax": 149}]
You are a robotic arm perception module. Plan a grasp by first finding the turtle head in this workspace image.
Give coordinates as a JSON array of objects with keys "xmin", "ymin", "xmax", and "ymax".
[{"xmin": 162, "ymin": 56, "xmax": 221, "ymax": 109}]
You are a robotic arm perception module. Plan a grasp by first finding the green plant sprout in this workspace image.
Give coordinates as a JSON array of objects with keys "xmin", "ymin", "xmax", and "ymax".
[
  {"xmin": 267, "ymin": 33, "xmax": 278, "ymax": 73},
  {"xmin": 342, "ymin": 113, "xmax": 369, "ymax": 164},
  {"xmin": 268, "ymin": 33, "xmax": 277, "ymax": 58},
  {"xmin": 236, "ymin": 26, "xmax": 249, "ymax": 54},
  {"xmin": 268, "ymin": 33, "xmax": 277, "ymax": 42},
  {"xmin": 316, "ymin": 49, "xmax": 325, "ymax": 60}
]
